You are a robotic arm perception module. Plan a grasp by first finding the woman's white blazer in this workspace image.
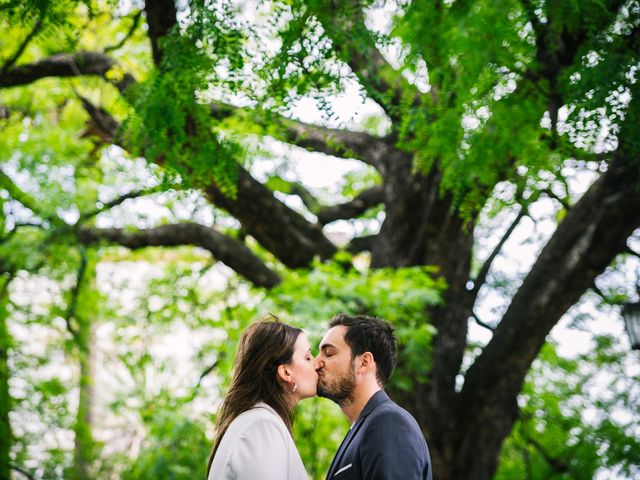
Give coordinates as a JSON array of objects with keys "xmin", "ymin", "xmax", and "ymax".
[{"xmin": 208, "ymin": 402, "xmax": 309, "ymax": 480}]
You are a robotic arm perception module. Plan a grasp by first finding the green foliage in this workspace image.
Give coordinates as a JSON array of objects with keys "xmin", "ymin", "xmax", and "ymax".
[
  {"xmin": 393, "ymin": 0, "xmax": 548, "ymax": 214},
  {"xmin": 123, "ymin": 51, "xmax": 240, "ymax": 197},
  {"xmin": 255, "ymin": 4, "xmax": 344, "ymax": 111},
  {"xmin": 495, "ymin": 339, "xmax": 640, "ymax": 479},
  {"xmin": 120, "ymin": 0, "xmax": 251, "ymax": 196},
  {"xmin": 293, "ymin": 397, "xmax": 347, "ymax": 480},
  {"xmin": 261, "ymin": 258, "xmax": 443, "ymax": 332},
  {"xmin": 390, "ymin": 0, "xmax": 640, "ymax": 215},
  {"xmin": 562, "ymin": 2, "xmax": 640, "ymax": 155},
  {"xmin": 121, "ymin": 410, "xmax": 211, "ymax": 480}
]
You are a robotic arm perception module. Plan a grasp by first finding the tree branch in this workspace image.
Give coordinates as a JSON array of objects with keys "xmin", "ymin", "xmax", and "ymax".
[
  {"xmin": 592, "ymin": 282, "xmax": 607, "ymax": 300},
  {"xmin": 521, "ymin": 427, "xmax": 570, "ymax": 474},
  {"xmin": 317, "ymin": 185, "xmax": 384, "ymax": 225},
  {"xmin": 78, "ymin": 222, "xmax": 281, "ymax": 288},
  {"xmin": 142, "ymin": 3, "xmax": 323, "ymax": 267},
  {"xmin": 195, "ymin": 359, "xmax": 219, "ymax": 389},
  {"xmin": 0, "ymin": 168, "xmax": 65, "ymax": 229},
  {"xmin": 76, "ymin": 94, "xmax": 120, "ymax": 142},
  {"xmin": 10, "ymin": 464, "xmax": 36, "ymax": 480},
  {"xmin": 265, "ymin": 176, "xmax": 321, "ymax": 213},
  {"xmin": 312, "ymin": 0, "xmax": 423, "ymax": 122},
  {"xmin": 458, "ymin": 144, "xmax": 640, "ymax": 473},
  {"xmin": 143, "ymin": 6, "xmax": 338, "ymax": 266},
  {"xmin": 104, "ymin": 11, "xmax": 142, "ymax": 53},
  {"xmin": 0, "ymin": 51, "xmax": 134, "ymax": 93},
  {"xmin": 210, "ymin": 103, "xmax": 390, "ymax": 169},
  {"xmin": 0, "ymin": 16, "xmax": 43, "ymax": 80},
  {"xmin": 77, "ymin": 97, "xmax": 338, "ymax": 268},
  {"xmin": 472, "ymin": 311, "xmax": 495, "ymax": 332},
  {"xmin": 278, "ymin": 117, "xmax": 390, "ymax": 169},
  {"xmin": 204, "ymin": 168, "xmax": 337, "ymax": 268},
  {"xmin": 0, "ymin": 222, "xmax": 46, "ymax": 246},
  {"xmin": 519, "ymin": 0, "xmax": 542, "ymax": 38},
  {"xmin": 77, "ymin": 187, "xmax": 163, "ymax": 224},
  {"xmin": 471, "ymin": 206, "xmax": 527, "ymax": 298}
]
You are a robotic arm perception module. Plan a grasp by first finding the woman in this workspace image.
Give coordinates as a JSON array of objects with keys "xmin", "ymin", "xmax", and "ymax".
[{"xmin": 206, "ymin": 319, "xmax": 318, "ymax": 480}]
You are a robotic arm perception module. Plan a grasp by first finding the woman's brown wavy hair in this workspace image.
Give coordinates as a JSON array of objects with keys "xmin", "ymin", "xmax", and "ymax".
[{"xmin": 206, "ymin": 318, "xmax": 303, "ymax": 477}]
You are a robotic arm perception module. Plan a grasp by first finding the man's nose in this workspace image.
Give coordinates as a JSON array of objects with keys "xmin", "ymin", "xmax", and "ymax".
[{"xmin": 315, "ymin": 358, "xmax": 323, "ymax": 371}]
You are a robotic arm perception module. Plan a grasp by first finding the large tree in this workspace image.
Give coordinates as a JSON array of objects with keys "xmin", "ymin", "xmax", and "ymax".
[{"xmin": 1, "ymin": 0, "xmax": 639, "ymax": 479}]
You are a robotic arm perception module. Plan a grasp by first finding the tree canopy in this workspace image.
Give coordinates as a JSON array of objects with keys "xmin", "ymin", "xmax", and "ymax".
[{"xmin": 1, "ymin": 0, "xmax": 639, "ymax": 479}]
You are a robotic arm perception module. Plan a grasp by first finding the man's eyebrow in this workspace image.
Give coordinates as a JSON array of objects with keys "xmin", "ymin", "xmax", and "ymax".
[{"xmin": 320, "ymin": 343, "xmax": 336, "ymax": 351}]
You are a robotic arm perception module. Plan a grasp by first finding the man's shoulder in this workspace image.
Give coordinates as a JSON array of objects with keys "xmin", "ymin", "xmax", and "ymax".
[
  {"xmin": 358, "ymin": 398, "xmax": 422, "ymax": 442},
  {"xmin": 368, "ymin": 396, "xmax": 419, "ymax": 425}
]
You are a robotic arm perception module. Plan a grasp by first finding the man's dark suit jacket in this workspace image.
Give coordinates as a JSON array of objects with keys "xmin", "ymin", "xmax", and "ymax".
[{"xmin": 325, "ymin": 390, "xmax": 432, "ymax": 479}]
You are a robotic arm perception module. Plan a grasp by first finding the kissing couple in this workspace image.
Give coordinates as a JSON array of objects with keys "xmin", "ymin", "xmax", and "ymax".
[{"xmin": 206, "ymin": 313, "xmax": 433, "ymax": 480}]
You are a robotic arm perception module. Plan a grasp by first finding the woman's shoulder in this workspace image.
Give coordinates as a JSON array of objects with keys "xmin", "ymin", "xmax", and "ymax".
[
  {"xmin": 235, "ymin": 402, "xmax": 281, "ymax": 421},
  {"xmin": 227, "ymin": 403, "xmax": 287, "ymax": 436}
]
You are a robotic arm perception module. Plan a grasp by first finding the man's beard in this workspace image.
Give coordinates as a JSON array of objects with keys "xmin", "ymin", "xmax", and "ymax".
[{"xmin": 317, "ymin": 362, "xmax": 356, "ymax": 407}]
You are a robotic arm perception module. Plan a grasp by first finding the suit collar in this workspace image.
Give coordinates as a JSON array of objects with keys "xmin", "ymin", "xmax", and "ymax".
[
  {"xmin": 358, "ymin": 389, "xmax": 389, "ymax": 420},
  {"xmin": 326, "ymin": 390, "xmax": 390, "ymax": 479}
]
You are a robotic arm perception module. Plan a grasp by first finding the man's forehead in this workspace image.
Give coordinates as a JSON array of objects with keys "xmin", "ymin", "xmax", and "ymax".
[{"xmin": 320, "ymin": 325, "xmax": 348, "ymax": 349}]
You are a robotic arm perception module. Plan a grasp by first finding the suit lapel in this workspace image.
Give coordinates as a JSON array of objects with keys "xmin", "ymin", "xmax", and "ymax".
[
  {"xmin": 326, "ymin": 417, "xmax": 364, "ymax": 478},
  {"xmin": 325, "ymin": 390, "xmax": 390, "ymax": 479}
]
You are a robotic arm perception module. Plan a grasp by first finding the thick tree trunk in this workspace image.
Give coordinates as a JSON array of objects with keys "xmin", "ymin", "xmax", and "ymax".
[
  {"xmin": 374, "ymin": 152, "xmax": 477, "ymax": 479},
  {"xmin": 0, "ymin": 274, "xmax": 12, "ymax": 480},
  {"xmin": 371, "ymin": 150, "xmax": 433, "ymax": 267}
]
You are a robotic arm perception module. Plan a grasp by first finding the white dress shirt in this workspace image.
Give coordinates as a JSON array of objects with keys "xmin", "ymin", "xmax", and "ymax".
[{"xmin": 208, "ymin": 402, "xmax": 309, "ymax": 480}]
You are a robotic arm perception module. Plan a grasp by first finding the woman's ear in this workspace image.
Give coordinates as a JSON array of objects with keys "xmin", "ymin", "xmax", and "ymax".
[{"xmin": 277, "ymin": 364, "xmax": 292, "ymax": 383}]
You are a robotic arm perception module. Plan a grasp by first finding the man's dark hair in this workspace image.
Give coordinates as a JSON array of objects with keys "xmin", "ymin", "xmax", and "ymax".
[{"xmin": 330, "ymin": 313, "xmax": 398, "ymax": 387}]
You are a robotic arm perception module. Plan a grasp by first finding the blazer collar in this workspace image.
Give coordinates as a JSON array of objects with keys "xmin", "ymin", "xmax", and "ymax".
[
  {"xmin": 326, "ymin": 390, "xmax": 391, "ymax": 479},
  {"xmin": 358, "ymin": 389, "xmax": 389, "ymax": 421}
]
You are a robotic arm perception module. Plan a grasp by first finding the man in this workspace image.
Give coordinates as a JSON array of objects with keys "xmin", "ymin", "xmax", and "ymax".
[{"xmin": 316, "ymin": 313, "xmax": 433, "ymax": 479}]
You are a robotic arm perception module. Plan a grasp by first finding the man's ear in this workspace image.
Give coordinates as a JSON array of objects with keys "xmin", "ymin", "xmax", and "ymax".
[
  {"xmin": 277, "ymin": 364, "xmax": 292, "ymax": 383},
  {"xmin": 358, "ymin": 352, "xmax": 375, "ymax": 372}
]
